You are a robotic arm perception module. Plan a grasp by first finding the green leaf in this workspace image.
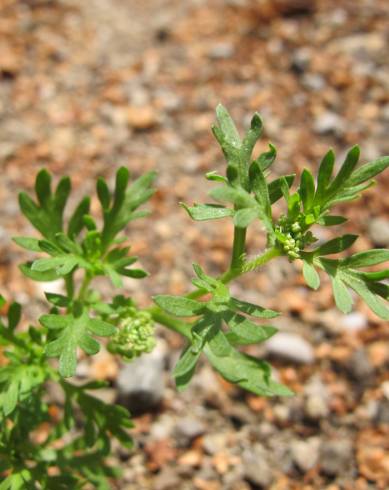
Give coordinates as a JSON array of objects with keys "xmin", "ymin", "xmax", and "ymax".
[
  {"xmin": 347, "ymin": 156, "xmax": 389, "ymax": 186},
  {"xmin": 101, "ymin": 169, "xmax": 156, "ymax": 249},
  {"xmin": 97, "ymin": 177, "xmax": 111, "ymax": 209},
  {"xmin": 68, "ymin": 196, "xmax": 91, "ymax": 238},
  {"xmin": 341, "ymin": 271, "xmax": 389, "ymax": 319},
  {"xmin": 173, "ymin": 344, "xmax": 201, "ymax": 391},
  {"xmin": 45, "ymin": 292, "xmax": 71, "ymax": 307},
  {"xmin": 31, "ymin": 256, "xmax": 80, "ymax": 275},
  {"xmin": 54, "ymin": 176, "xmax": 71, "ymax": 215},
  {"xmin": 268, "ymin": 174, "xmax": 295, "ymax": 204},
  {"xmin": 314, "ymin": 234, "xmax": 358, "ymax": 256},
  {"xmin": 79, "ymin": 335, "xmax": 100, "ymax": 355},
  {"xmin": 43, "ymin": 311, "xmax": 116, "ymax": 377},
  {"xmin": 326, "ymin": 145, "xmax": 360, "ymax": 197},
  {"xmin": 233, "ymin": 207, "xmax": 258, "ymax": 228},
  {"xmin": 358, "ymin": 269, "xmax": 389, "ymax": 281},
  {"xmin": 0, "ymin": 364, "xmax": 46, "ymax": 416},
  {"xmin": 12, "ymin": 236, "xmax": 42, "ymax": 252},
  {"xmin": 55, "ymin": 232, "xmax": 81, "ymax": 254},
  {"xmin": 228, "ymin": 297, "xmax": 279, "ymax": 318},
  {"xmin": 317, "ymin": 215, "xmax": 348, "ymax": 226},
  {"xmin": 215, "ymin": 104, "xmax": 241, "ymax": 147},
  {"xmin": 331, "ymin": 276, "xmax": 353, "ymax": 314},
  {"xmin": 302, "ymin": 261, "xmax": 320, "ymax": 289},
  {"xmin": 204, "ymin": 331, "xmax": 293, "ymax": 397},
  {"xmin": 205, "ymin": 171, "xmax": 228, "ymax": 183},
  {"xmin": 87, "ymin": 318, "xmax": 116, "ymax": 336},
  {"xmin": 114, "ymin": 167, "xmax": 130, "ymax": 207},
  {"xmin": 315, "ymin": 149, "xmax": 335, "ymax": 204},
  {"xmin": 181, "ymin": 203, "xmax": 234, "ymax": 221},
  {"xmin": 7, "ymin": 302, "xmax": 21, "ymax": 331},
  {"xmin": 299, "ymin": 169, "xmax": 315, "ymax": 212},
  {"xmin": 255, "ymin": 143, "xmax": 277, "ymax": 171},
  {"xmin": 18, "ymin": 170, "xmax": 70, "ymax": 241},
  {"xmin": 249, "ymin": 160, "xmax": 271, "ymax": 220},
  {"xmin": 35, "ymin": 169, "xmax": 52, "ymax": 207},
  {"xmin": 342, "ymin": 249, "xmax": 389, "ymax": 268},
  {"xmin": 119, "ymin": 267, "xmax": 148, "ymax": 279},
  {"xmin": 18, "ymin": 192, "xmax": 48, "ymax": 238},
  {"xmin": 153, "ymin": 295, "xmax": 203, "ymax": 317},
  {"xmin": 242, "ymin": 113, "xmax": 263, "ymax": 162},
  {"xmin": 19, "ymin": 262, "xmax": 61, "ymax": 281},
  {"xmin": 223, "ymin": 312, "xmax": 277, "ymax": 345},
  {"xmin": 209, "ymin": 186, "xmax": 255, "ymax": 208},
  {"xmin": 40, "ymin": 314, "xmax": 72, "ymax": 329}
]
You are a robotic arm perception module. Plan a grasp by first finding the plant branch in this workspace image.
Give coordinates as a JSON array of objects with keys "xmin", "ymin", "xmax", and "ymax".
[
  {"xmin": 148, "ymin": 306, "xmax": 193, "ymax": 340},
  {"xmin": 230, "ymin": 227, "xmax": 246, "ymax": 269},
  {"xmin": 77, "ymin": 274, "xmax": 92, "ymax": 302}
]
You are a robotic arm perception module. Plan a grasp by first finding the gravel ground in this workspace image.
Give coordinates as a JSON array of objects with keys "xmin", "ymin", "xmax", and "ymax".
[{"xmin": 1, "ymin": 0, "xmax": 389, "ymax": 488}]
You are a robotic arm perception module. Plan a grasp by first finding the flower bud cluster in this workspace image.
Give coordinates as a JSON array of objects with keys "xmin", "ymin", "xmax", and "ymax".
[
  {"xmin": 275, "ymin": 215, "xmax": 316, "ymax": 261},
  {"xmin": 108, "ymin": 308, "xmax": 156, "ymax": 362}
]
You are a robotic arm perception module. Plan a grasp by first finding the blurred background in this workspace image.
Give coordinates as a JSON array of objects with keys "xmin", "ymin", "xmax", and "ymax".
[{"xmin": 1, "ymin": 0, "xmax": 389, "ymax": 488}]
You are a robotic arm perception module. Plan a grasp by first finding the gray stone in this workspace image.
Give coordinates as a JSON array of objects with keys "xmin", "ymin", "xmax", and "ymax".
[
  {"xmin": 208, "ymin": 42, "xmax": 235, "ymax": 59},
  {"xmin": 375, "ymin": 399, "xmax": 389, "ymax": 425},
  {"xmin": 302, "ymin": 73, "xmax": 326, "ymax": 91},
  {"xmin": 291, "ymin": 437, "xmax": 320, "ymax": 472},
  {"xmin": 320, "ymin": 439, "xmax": 353, "ymax": 476},
  {"xmin": 291, "ymin": 48, "xmax": 311, "ymax": 74},
  {"xmin": 314, "ymin": 111, "xmax": 345, "ymax": 135},
  {"xmin": 202, "ymin": 432, "xmax": 229, "ymax": 455},
  {"xmin": 174, "ymin": 417, "xmax": 206, "ymax": 446},
  {"xmin": 154, "ymin": 468, "xmax": 181, "ymax": 490},
  {"xmin": 304, "ymin": 375, "xmax": 329, "ymax": 419},
  {"xmin": 116, "ymin": 341, "xmax": 166, "ymax": 414},
  {"xmin": 341, "ymin": 312, "xmax": 368, "ymax": 333},
  {"xmin": 242, "ymin": 443, "xmax": 274, "ymax": 488},
  {"xmin": 347, "ymin": 348, "xmax": 374, "ymax": 383},
  {"xmin": 150, "ymin": 413, "xmax": 175, "ymax": 440},
  {"xmin": 266, "ymin": 332, "xmax": 315, "ymax": 364},
  {"xmin": 368, "ymin": 218, "xmax": 389, "ymax": 247}
]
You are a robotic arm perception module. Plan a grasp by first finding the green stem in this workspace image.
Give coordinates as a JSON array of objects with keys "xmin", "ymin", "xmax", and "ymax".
[
  {"xmin": 155, "ymin": 247, "xmax": 280, "ymax": 338},
  {"xmin": 148, "ymin": 306, "xmax": 192, "ymax": 340},
  {"xmin": 243, "ymin": 246, "xmax": 281, "ymax": 272},
  {"xmin": 65, "ymin": 273, "xmax": 75, "ymax": 299},
  {"xmin": 230, "ymin": 227, "xmax": 247, "ymax": 269},
  {"xmin": 78, "ymin": 274, "xmax": 92, "ymax": 302}
]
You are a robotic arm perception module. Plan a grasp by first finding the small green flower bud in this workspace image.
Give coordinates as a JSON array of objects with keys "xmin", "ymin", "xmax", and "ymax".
[
  {"xmin": 108, "ymin": 309, "xmax": 156, "ymax": 362},
  {"xmin": 291, "ymin": 222, "xmax": 301, "ymax": 233}
]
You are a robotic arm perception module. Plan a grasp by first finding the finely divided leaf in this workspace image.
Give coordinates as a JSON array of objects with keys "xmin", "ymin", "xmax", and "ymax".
[
  {"xmin": 347, "ymin": 156, "xmax": 389, "ymax": 186},
  {"xmin": 342, "ymin": 249, "xmax": 389, "ymax": 268},
  {"xmin": 228, "ymin": 297, "xmax": 279, "ymax": 318},
  {"xmin": 223, "ymin": 311, "xmax": 277, "ymax": 345},
  {"xmin": 42, "ymin": 311, "xmax": 116, "ymax": 377},
  {"xmin": 302, "ymin": 261, "xmax": 320, "ymax": 290},
  {"xmin": 181, "ymin": 203, "xmax": 234, "ymax": 221},
  {"xmin": 153, "ymin": 295, "xmax": 204, "ymax": 317},
  {"xmin": 314, "ymin": 234, "xmax": 358, "ymax": 256},
  {"xmin": 331, "ymin": 275, "xmax": 353, "ymax": 313},
  {"xmin": 299, "ymin": 169, "xmax": 315, "ymax": 212}
]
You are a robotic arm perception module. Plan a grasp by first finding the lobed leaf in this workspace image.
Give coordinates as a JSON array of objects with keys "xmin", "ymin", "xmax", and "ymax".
[
  {"xmin": 153, "ymin": 295, "xmax": 204, "ymax": 317},
  {"xmin": 181, "ymin": 203, "xmax": 234, "ymax": 221}
]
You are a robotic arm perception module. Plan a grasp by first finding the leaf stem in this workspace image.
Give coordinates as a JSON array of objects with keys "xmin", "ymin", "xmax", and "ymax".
[
  {"xmin": 154, "ymin": 245, "xmax": 281, "ymax": 336},
  {"xmin": 78, "ymin": 274, "xmax": 92, "ymax": 302},
  {"xmin": 65, "ymin": 274, "xmax": 75, "ymax": 299},
  {"xmin": 230, "ymin": 227, "xmax": 247, "ymax": 269},
  {"xmin": 242, "ymin": 246, "xmax": 281, "ymax": 273},
  {"xmin": 148, "ymin": 306, "xmax": 192, "ymax": 340}
]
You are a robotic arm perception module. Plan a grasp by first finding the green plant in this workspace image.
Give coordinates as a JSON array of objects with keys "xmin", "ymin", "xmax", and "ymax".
[{"xmin": 1, "ymin": 105, "xmax": 389, "ymax": 488}]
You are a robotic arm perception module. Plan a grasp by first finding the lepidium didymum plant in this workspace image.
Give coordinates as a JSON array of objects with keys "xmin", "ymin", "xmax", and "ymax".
[{"xmin": 1, "ymin": 105, "xmax": 389, "ymax": 487}]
